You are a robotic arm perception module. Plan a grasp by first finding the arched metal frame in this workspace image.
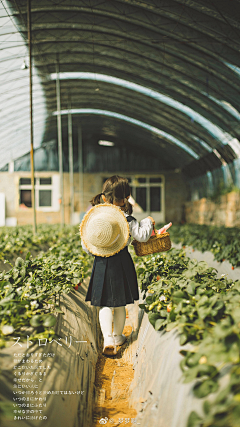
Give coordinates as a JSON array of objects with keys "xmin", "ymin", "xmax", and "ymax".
[{"xmin": 1, "ymin": 0, "xmax": 240, "ymax": 176}]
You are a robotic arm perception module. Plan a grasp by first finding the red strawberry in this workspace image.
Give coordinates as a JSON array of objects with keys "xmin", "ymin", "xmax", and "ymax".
[
  {"xmin": 156, "ymin": 275, "xmax": 160, "ymax": 281},
  {"xmin": 192, "ymin": 249, "xmax": 195, "ymax": 252},
  {"xmin": 232, "ymin": 266, "xmax": 234, "ymax": 270},
  {"xmin": 183, "ymin": 246, "xmax": 186, "ymax": 249},
  {"xmin": 167, "ymin": 304, "xmax": 172, "ymax": 313},
  {"xmin": 74, "ymin": 285, "xmax": 79, "ymax": 290}
]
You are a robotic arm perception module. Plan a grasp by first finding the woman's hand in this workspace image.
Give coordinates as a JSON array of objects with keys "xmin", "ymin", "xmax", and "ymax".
[{"xmin": 147, "ymin": 216, "xmax": 155, "ymax": 225}]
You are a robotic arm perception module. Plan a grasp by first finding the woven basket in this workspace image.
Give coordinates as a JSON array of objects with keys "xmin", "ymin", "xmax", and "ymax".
[{"xmin": 132, "ymin": 227, "xmax": 171, "ymax": 256}]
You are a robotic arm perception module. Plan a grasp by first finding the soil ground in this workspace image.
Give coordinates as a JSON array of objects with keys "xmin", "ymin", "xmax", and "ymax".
[{"xmin": 92, "ymin": 308, "xmax": 138, "ymax": 427}]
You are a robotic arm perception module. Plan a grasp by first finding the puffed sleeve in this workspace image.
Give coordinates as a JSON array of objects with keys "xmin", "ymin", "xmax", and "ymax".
[
  {"xmin": 81, "ymin": 239, "xmax": 94, "ymax": 256},
  {"xmin": 128, "ymin": 217, "xmax": 153, "ymax": 242}
]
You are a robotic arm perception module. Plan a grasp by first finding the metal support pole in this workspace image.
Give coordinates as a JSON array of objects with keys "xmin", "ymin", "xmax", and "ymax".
[
  {"xmin": 56, "ymin": 58, "xmax": 64, "ymax": 227},
  {"xmin": 78, "ymin": 126, "xmax": 84, "ymax": 221},
  {"xmin": 27, "ymin": 0, "xmax": 36, "ymax": 234},
  {"xmin": 68, "ymin": 102, "xmax": 74, "ymax": 224}
]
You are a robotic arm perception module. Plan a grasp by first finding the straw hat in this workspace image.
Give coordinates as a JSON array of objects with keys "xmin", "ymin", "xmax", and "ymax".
[{"xmin": 80, "ymin": 203, "xmax": 130, "ymax": 257}]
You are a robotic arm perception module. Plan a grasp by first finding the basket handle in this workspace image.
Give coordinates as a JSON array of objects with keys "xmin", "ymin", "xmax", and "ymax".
[{"xmin": 152, "ymin": 225, "xmax": 157, "ymax": 236}]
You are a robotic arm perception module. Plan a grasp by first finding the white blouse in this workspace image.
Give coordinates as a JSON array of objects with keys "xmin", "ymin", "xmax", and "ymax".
[
  {"xmin": 81, "ymin": 212, "xmax": 153, "ymax": 256},
  {"xmin": 124, "ymin": 214, "xmax": 153, "ymax": 244}
]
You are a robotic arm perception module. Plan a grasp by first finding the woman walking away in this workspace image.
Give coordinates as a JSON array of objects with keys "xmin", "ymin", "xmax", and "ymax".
[{"xmin": 80, "ymin": 176, "xmax": 155, "ymax": 356}]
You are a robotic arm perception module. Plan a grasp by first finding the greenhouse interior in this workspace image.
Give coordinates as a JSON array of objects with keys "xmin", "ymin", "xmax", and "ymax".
[{"xmin": 0, "ymin": 1, "xmax": 240, "ymax": 426}]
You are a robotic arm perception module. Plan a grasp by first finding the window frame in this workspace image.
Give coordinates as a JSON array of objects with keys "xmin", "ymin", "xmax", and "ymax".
[
  {"xmin": 130, "ymin": 175, "xmax": 164, "ymax": 215},
  {"xmin": 101, "ymin": 174, "xmax": 165, "ymax": 220},
  {"xmin": 18, "ymin": 175, "xmax": 60, "ymax": 212}
]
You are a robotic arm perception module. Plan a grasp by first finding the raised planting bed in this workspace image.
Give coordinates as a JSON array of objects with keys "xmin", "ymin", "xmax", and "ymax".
[
  {"xmin": 167, "ymin": 223, "xmax": 240, "ymax": 268},
  {"xmin": 0, "ymin": 281, "xmax": 100, "ymax": 427},
  {"xmin": 126, "ymin": 247, "xmax": 240, "ymax": 427}
]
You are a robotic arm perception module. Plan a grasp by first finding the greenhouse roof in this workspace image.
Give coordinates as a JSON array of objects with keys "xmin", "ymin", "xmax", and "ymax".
[{"xmin": 1, "ymin": 0, "xmax": 240, "ymax": 175}]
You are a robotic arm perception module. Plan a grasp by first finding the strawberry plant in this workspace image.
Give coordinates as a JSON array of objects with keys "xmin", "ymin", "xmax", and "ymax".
[
  {"xmin": 0, "ymin": 224, "xmax": 74, "ymax": 262},
  {"xmin": 132, "ymin": 247, "xmax": 240, "ymax": 427},
  {"xmin": 0, "ymin": 226, "xmax": 92, "ymax": 348},
  {"xmin": 157, "ymin": 224, "xmax": 240, "ymax": 268}
]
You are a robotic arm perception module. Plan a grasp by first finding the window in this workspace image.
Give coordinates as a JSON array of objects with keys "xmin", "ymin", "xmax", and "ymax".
[
  {"xmin": 102, "ymin": 175, "xmax": 164, "ymax": 215},
  {"xmin": 19, "ymin": 176, "xmax": 59, "ymax": 211},
  {"xmin": 150, "ymin": 187, "xmax": 161, "ymax": 211},
  {"xmin": 129, "ymin": 176, "xmax": 164, "ymax": 215},
  {"xmin": 136, "ymin": 187, "xmax": 147, "ymax": 211}
]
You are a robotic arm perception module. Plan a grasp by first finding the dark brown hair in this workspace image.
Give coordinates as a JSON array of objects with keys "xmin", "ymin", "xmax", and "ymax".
[{"xmin": 90, "ymin": 175, "xmax": 133, "ymax": 214}]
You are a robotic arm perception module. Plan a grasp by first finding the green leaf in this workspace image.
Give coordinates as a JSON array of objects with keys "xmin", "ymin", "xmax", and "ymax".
[
  {"xmin": 30, "ymin": 315, "xmax": 43, "ymax": 327},
  {"xmin": 180, "ymin": 334, "xmax": 188, "ymax": 345},
  {"xmin": 198, "ymin": 295, "xmax": 208, "ymax": 306},
  {"xmin": 42, "ymin": 315, "xmax": 56, "ymax": 327},
  {"xmin": 186, "ymin": 282, "xmax": 196, "ymax": 295},
  {"xmin": 155, "ymin": 318, "xmax": 166, "ymax": 331},
  {"xmin": 183, "ymin": 269, "xmax": 198, "ymax": 279},
  {"xmin": 231, "ymin": 307, "xmax": 240, "ymax": 323},
  {"xmin": 0, "ymin": 294, "xmax": 14, "ymax": 305},
  {"xmin": 148, "ymin": 312, "xmax": 160, "ymax": 327},
  {"xmin": 203, "ymin": 400, "xmax": 211, "ymax": 415},
  {"xmin": 187, "ymin": 411, "xmax": 203, "ymax": 427},
  {"xmin": 214, "ymin": 386, "xmax": 231, "ymax": 404},
  {"xmin": 172, "ymin": 290, "xmax": 186, "ymax": 303},
  {"xmin": 166, "ymin": 321, "xmax": 178, "ymax": 332},
  {"xmin": 15, "ymin": 257, "xmax": 24, "ymax": 268},
  {"xmin": 214, "ymin": 324, "xmax": 232, "ymax": 339},
  {"xmin": 20, "ymin": 267, "xmax": 26, "ymax": 278},
  {"xmin": 198, "ymin": 306, "xmax": 211, "ymax": 320},
  {"xmin": 186, "ymin": 353, "xmax": 201, "ymax": 367},
  {"xmin": 229, "ymin": 342, "xmax": 239, "ymax": 363},
  {"xmin": 197, "ymin": 364, "xmax": 218, "ymax": 378},
  {"xmin": 138, "ymin": 304, "xmax": 146, "ymax": 310},
  {"xmin": 183, "ymin": 366, "xmax": 199, "ymax": 383},
  {"xmin": 169, "ymin": 308, "xmax": 176, "ymax": 321},
  {"xmin": 54, "ymin": 308, "xmax": 65, "ymax": 314},
  {"xmin": 179, "ymin": 350, "xmax": 188, "ymax": 357},
  {"xmin": 159, "ymin": 309, "xmax": 168, "ymax": 318},
  {"xmin": 193, "ymin": 379, "xmax": 219, "ymax": 398}
]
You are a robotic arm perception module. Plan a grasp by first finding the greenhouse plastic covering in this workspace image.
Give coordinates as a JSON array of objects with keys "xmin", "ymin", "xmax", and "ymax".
[{"xmin": 0, "ymin": 0, "xmax": 240, "ymax": 178}]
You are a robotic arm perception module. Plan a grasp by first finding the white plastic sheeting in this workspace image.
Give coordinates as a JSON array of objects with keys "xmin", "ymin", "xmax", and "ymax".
[
  {"xmin": 0, "ymin": 281, "xmax": 100, "ymax": 427},
  {"xmin": 0, "ymin": 1, "xmax": 47, "ymax": 169}
]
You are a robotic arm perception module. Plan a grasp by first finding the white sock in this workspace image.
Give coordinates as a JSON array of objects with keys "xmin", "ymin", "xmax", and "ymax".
[
  {"xmin": 99, "ymin": 307, "xmax": 113, "ymax": 337},
  {"xmin": 113, "ymin": 306, "xmax": 126, "ymax": 336}
]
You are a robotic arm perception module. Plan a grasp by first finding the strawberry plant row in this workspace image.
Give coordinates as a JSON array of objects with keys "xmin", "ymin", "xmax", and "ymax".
[
  {"xmin": 0, "ymin": 227, "xmax": 92, "ymax": 348},
  {"xmin": 159, "ymin": 224, "xmax": 240, "ymax": 268},
  {"xmin": 133, "ymin": 247, "xmax": 240, "ymax": 427},
  {"xmin": 0, "ymin": 224, "xmax": 73, "ymax": 260}
]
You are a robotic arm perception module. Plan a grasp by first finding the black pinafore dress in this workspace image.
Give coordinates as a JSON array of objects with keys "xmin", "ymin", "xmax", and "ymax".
[{"xmin": 85, "ymin": 216, "xmax": 139, "ymax": 307}]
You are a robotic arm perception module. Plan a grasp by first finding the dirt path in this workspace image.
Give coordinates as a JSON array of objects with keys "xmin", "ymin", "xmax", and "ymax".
[{"xmin": 92, "ymin": 320, "xmax": 138, "ymax": 426}]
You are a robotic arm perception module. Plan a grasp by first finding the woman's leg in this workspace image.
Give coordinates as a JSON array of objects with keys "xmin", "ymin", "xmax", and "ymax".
[
  {"xmin": 99, "ymin": 307, "xmax": 116, "ymax": 355},
  {"xmin": 113, "ymin": 306, "xmax": 126, "ymax": 336},
  {"xmin": 99, "ymin": 306, "xmax": 113, "ymax": 336}
]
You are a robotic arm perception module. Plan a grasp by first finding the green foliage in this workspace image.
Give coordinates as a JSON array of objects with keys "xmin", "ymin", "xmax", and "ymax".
[
  {"xmin": 209, "ymin": 181, "xmax": 240, "ymax": 202},
  {"xmin": 0, "ymin": 226, "xmax": 92, "ymax": 347},
  {"xmin": 133, "ymin": 247, "xmax": 240, "ymax": 427},
  {"xmin": 0, "ymin": 224, "xmax": 72, "ymax": 261},
  {"xmin": 166, "ymin": 223, "xmax": 240, "ymax": 268}
]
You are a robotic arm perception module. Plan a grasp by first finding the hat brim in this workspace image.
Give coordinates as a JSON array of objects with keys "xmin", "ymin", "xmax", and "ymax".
[{"xmin": 80, "ymin": 204, "xmax": 130, "ymax": 257}]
